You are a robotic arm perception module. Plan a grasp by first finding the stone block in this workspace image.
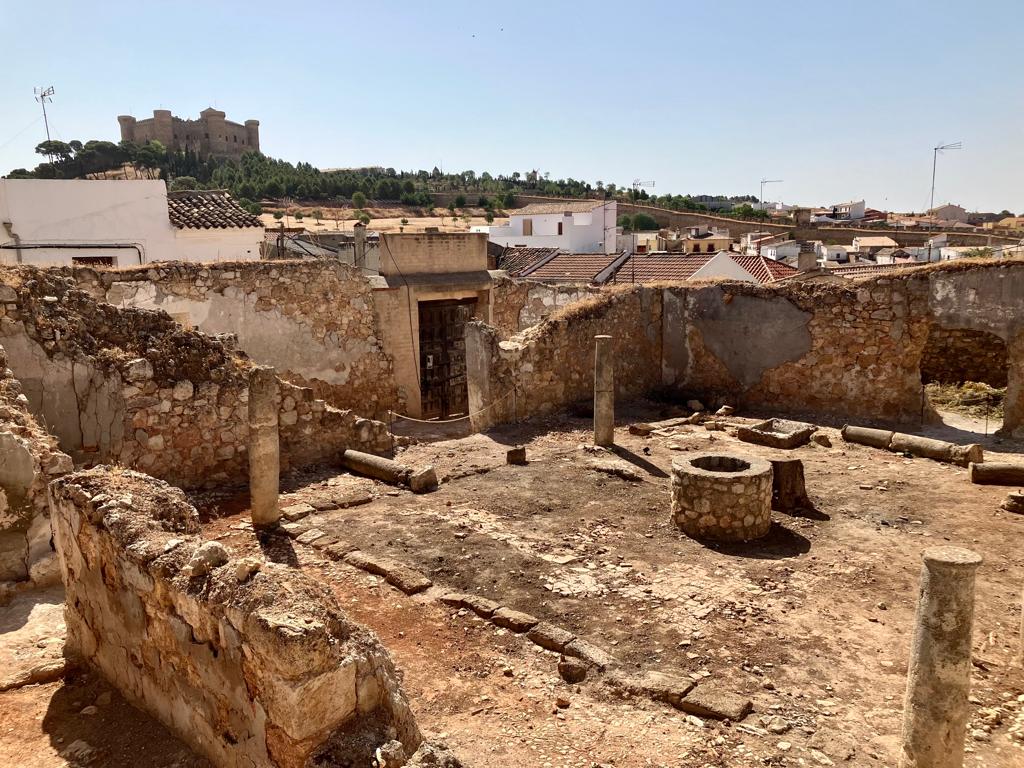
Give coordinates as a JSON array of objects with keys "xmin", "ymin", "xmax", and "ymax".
[
  {"xmin": 679, "ymin": 685, "xmax": 752, "ymax": 721},
  {"xmin": 563, "ymin": 638, "xmax": 615, "ymax": 671},
  {"xmin": 506, "ymin": 445, "xmax": 527, "ymax": 465},
  {"xmin": 409, "ymin": 466, "xmax": 438, "ymax": 494},
  {"xmin": 526, "ymin": 622, "xmax": 575, "ymax": 653},
  {"xmin": 281, "ymin": 503, "xmax": 315, "ymax": 522},
  {"xmin": 491, "ymin": 607, "xmax": 540, "ymax": 633},
  {"xmin": 461, "ymin": 594, "xmax": 501, "ymax": 618}
]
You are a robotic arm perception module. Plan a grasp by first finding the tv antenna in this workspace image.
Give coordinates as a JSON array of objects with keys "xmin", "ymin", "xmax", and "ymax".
[
  {"xmin": 760, "ymin": 178, "xmax": 782, "ymax": 207},
  {"xmin": 929, "ymin": 141, "xmax": 962, "ymax": 213},
  {"xmin": 34, "ymin": 86, "xmax": 55, "ymax": 144}
]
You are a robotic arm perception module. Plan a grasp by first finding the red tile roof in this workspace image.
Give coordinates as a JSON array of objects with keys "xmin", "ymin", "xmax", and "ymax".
[
  {"xmin": 167, "ymin": 190, "xmax": 263, "ymax": 230},
  {"xmin": 825, "ymin": 262, "xmax": 918, "ymax": 279},
  {"xmin": 522, "ymin": 251, "xmax": 623, "ymax": 283},
  {"xmin": 609, "ymin": 252, "xmax": 798, "ymax": 284}
]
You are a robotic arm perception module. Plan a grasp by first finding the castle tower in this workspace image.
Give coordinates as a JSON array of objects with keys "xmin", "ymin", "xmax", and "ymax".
[
  {"xmin": 151, "ymin": 110, "xmax": 174, "ymax": 147},
  {"xmin": 200, "ymin": 107, "xmax": 227, "ymax": 156},
  {"xmin": 245, "ymin": 119, "xmax": 260, "ymax": 153},
  {"xmin": 117, "ymin": 115, "xmax": 137, "ymax": 143}
]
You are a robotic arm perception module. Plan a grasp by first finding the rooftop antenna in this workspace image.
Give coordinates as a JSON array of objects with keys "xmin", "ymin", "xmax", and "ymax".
[
  {"xmin": 929, "ymin": 141, "xmax": 962, "ymax": 214},
  {"xmin": 630, "ymin": 179, "xmax": 655, "ymax": 283},
  {"xmin": 758, "ymin": 178, "xmax": 782, "ymax": 256},
  {"xmin": 34, "ymin": 85, "xmax": 55, "ymax": 144}
]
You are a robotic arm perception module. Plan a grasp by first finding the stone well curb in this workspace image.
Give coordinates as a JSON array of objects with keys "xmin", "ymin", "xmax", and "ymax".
[{"xmin": 277, "ymin": 507, "xmax": 752, "ymax": 721}]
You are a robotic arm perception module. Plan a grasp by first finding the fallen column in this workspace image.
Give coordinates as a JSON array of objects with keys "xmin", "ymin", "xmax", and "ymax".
[
  {"xmin": 899, "ymin": 546, "xmax": 983, "ymax": 768},
  {"xmin": 594, "ymin": 334, "xmax": 614, "ymax": 447},
  {"xmin": 248, "ymin": 366, "xmax": 280, "ymax": 528},
  {"xmin": 841, "ymin": 425, "xmax": 895, "ymax": 450},
  {"xmin": 842, "ymin": 425, "xmax": 983, "ymax": 467},
  {"xmin": 969, "ymin": 462, "xmax": 1024, "ymax": 486},
  {"xmin": 340, "ymin": 449, "xmax": 438, "ymax": 493},
  {"xmin": 890, "ymin": 433, "xmax": 983, "ymax": 468}
]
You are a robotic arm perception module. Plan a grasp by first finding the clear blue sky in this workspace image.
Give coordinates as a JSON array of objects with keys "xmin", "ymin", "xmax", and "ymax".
[{"xmin": 2, "ymin": 0, "xmax": 1021, "ymax": 213}]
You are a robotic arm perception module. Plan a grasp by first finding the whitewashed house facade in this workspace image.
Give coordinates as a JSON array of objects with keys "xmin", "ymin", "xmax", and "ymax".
[{"xmin": 488, "ymin": 200, "xmax": 617, "ymax": 254}]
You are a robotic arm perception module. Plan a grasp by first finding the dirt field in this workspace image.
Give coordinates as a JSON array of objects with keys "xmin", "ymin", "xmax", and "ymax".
[
  {"xmin": 2, "ymin": 405, "xmax": 1023, "ymax": 767},
  {"xmin": 259, "ymin": 206, "xmax": 508, "ymax": 234}
]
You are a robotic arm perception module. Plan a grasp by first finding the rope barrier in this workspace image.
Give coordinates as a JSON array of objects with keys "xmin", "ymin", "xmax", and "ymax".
[{"xmin": 388, "ymin": 388, "xmax": 516, "ymax": 424}]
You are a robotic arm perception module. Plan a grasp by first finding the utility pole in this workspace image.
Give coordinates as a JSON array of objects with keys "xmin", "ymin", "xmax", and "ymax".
[
  {"xmin": 930, "ymin": 141, "xmax": 962, "ymax": 215},
  {"xmin": 34, "ymin": 86, "xmax": 55, "ymax": 159}
]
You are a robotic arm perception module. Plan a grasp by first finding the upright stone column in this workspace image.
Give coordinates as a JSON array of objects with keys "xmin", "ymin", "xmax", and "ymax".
[
  {"xmin": 248, "ymin": 366, "xmax": 280, "ymax": 528},
  {"xmin": 594, "ymin": 335, "xmax": 614, "ymax": 447},
  {"xmin": 899, "ymin": 546, "xmax": 983, "ymax": 768}
]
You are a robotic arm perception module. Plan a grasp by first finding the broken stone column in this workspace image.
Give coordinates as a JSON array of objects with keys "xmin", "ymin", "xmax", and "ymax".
[
  {"xmin": 248, "ymin": 366, "xmax": 280, "ymax": 528},
  {"xmin": 899, "ymin": 546, "xmax": 983, "ymax": 768},
  {"xmin": 594, "ymin": 335, "xmax": 614, "ymax": 447}
]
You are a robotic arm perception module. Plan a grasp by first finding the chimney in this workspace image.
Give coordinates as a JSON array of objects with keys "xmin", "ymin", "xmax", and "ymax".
[
  {"xmin": 353, "ymin": 222, "xmax": 366, "ymax": 268},
  {"xmin": 797, "ymin": 251, "xmax": 818, "ymax": 271}
]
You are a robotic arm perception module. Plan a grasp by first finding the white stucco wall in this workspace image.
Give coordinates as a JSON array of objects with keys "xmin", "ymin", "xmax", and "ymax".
[
  {"xmin": 0, "ymin": 179, "xmax": 262, "ymax": 266},
  {"xmin": 488, "ymin": 202, "xmax": 617, "ymax": 254}
]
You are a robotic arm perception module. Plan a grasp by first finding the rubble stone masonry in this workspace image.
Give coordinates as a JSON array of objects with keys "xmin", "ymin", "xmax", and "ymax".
[
  {"xmin": 50, "ymin": 468, "xmax": 422, "ymax": 767},
  {"xmin": 72, "ymin": 260, "xmax": 403, "ymax": 418},
  {"xmin": 0, "ymin": 268, "xmax": 391, "ymax": 489}
]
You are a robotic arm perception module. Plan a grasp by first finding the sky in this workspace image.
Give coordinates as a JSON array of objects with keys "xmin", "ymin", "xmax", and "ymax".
[{"xmin": 1, "ymin": 0, "xmax": 1022, "ymax": 213}]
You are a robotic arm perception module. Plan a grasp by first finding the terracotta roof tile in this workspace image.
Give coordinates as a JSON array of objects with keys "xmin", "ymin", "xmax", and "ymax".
[
  {"xmin": 498, "ymin": 247, "xmax": 561, "ymax": 276},
  {"xmin": 167, "ymin": 190, "xmax": 263, "ymax": 230},
  {"xmin": 610, "ymin": 252, "xmax": 798, "ymax": 284},
  {"xmin": 511, "ymin": 200, "xmax": 608, "ymax": 216},
  {"xmin": 522, "ymin": 251, "xmax": 622, "ymax": 283}
]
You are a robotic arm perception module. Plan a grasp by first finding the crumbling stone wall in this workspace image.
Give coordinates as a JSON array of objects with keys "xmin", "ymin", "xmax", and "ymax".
[
  {"xmin": 468, "ymin": 288, "xmax": 664, "ymax": 429},
  {"xmin": 490, "ymin": 276, "xmax": 603, "ymax": 337},
  {"xmin": 920, "ymin": 326, "xmax": 1008, "ymax": 386},
  {"xmin": 0, "ymin": 344, "xmax": 72, "ymax": 588},
  {"xmin": 71, "ymin": 260, "xmax": 402, "ymax": 418},
  {"xmin": 0, "ymin": 268, "xmax": 391, "ymax": 489},
  {"xmin": 471, "ymin": 262, "xmax": 1024, "ymax": 433},
  {"xmin": 50, "ymin": 468, "xmax": 422, "ymax": 767}
]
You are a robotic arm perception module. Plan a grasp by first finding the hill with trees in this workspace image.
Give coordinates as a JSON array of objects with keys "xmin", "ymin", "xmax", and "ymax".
[{"xmin": 4, "ymin": 139, "xmax": 771, "ymax": 220}]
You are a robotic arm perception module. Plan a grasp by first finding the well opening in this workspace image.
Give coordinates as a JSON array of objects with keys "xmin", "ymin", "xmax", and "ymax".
[{"xmin": 691, "ymin": 455, "xmax": 750, "ymax": 473}]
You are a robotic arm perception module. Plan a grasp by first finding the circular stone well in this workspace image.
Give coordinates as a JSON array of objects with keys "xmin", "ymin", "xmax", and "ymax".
[{"xmin": 671, "ymin": 453, "xmax": 773, "ymax": 542}]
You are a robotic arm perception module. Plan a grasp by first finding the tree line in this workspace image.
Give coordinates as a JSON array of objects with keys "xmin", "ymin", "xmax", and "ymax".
[{"xmin": 4, "ymin": 139, "xmax": 772, "ymax": 219}]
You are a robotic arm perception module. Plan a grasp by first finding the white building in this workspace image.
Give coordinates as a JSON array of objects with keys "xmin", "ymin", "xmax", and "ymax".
[
  {"xmin": 487, "ymin": 200, "xmax": 617, "ymax": 254},
  {"xmin": 0, "ymin": 179, "xmax": 264, "ymax": 267},
  {"xmin": 814, "ymin": 242, "xmax": 849, "ymax": 263},
  {"xmin": 760, "ymin": 240, "xmax": 801, "ymax": 261}
]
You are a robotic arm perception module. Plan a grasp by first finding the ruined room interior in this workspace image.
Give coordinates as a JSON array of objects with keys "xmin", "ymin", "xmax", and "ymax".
[{"xmin": 1, "ymin": 252, "xmax": 1023, "ymax": 768}]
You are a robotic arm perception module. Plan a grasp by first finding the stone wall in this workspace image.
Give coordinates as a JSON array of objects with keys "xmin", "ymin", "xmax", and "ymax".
[
  {"xmin": 50, "ymin": 468, "xmax": 422, "ymax": 767},
  {"xmin": 71, "ymin": 260, "xmax": 402, "ymax": 419},
  {"xmin": 490, "ymin": 276, "xmax": 604, "ymax": 337},
  {"xmin": 469, "ymin": 261, "xmax": 1024, "ymax": 435},
  {"xmin": 920, "ymin": 327, "xmax": 1008, "ymax": 386},
  {"xmin": 0, "ymin": 344, "xmax": 72, "ymax": 588},
  {"xmin": 0, "ymin": 268, "xmax": 391, "ymax": 489}
]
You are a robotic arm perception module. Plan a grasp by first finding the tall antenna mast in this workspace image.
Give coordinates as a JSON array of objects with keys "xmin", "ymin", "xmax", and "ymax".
[
  {"xmin": 34, "ymin": 85, "xmax": 55, "ymax": 144},
  {"xmin": 758, "ymin": 178, "xmax": 782, "ymax": 256},
  {"xmin": 929, "ymin": 141, "xmax": 962, "ymax": 214}
]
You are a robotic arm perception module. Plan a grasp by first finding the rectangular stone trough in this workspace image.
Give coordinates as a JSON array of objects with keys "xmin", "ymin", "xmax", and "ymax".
[{"xmin": 737, "ymin": 418, "xmax": 817, "ymax": 449}]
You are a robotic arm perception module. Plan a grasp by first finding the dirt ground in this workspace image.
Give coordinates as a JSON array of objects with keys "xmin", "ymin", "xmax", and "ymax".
[
  {"xmin": 2, "ymin": 404, "xmax": 1023, "ymax": 767},
  {"xmin": 258, "ymin": 207, "xmax": 508, "ymax": 234}
]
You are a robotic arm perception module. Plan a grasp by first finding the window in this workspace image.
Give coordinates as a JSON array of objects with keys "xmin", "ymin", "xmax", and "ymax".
[
  {"xmin": 71, "ymin": 255, "xmax": 114, "ymax": 267},
  {"xmin": 706, "ymin": 243, "xmax": 714, "ymax": 252},
  {"xmin": 522, "ymin": 218, "xmax": 533, "ymax": 236},
  {"xmin": 557, "ymin": 222, "xmax": 563, "ymax": 235},
  {"xmin": 205, "ymin": 133, "xmax": 209, "ymax": 139}
]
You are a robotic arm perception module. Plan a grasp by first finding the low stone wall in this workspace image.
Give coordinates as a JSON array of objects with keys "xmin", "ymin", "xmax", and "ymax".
[
  {"xmin": 50, "ymin": 468, "xmax": 423, "ymax": 768},
  {"xmin": 490, "ymin": 276, "xmax": 603, "ymax": 337},
  {"xmin": 0, "ymin": 268, "xmax": 391, "ymax": 489},
  {"xmin": 921, "ymin": 326, "xmax": 1008, "ymax": 387},
  {"xmin": 71, "ymin": 260, "xmax": 403, "ymax": 419},
  {"xmin": 0, "ymin": 345, "xmax": 72, "ymax": 588}
]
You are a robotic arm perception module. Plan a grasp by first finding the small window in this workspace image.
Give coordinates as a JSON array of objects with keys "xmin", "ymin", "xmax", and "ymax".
[
  {"xmin": 706, "ymin": 243, "xmax": 714, "ymax": 252},
  {"xmin": 557, "ymin": 222, "xmax": 563, "ymax": 235},
  {"xmin": 522, "ymin": 218, "xmax": 533, "ymax": 236},
  {"xmin": 205, "ymin": 132, "xmax": 209, "ymax": 139},
  {"xmin": 71, "ymin": 255, "xmax": 114, "ymax": 267}
]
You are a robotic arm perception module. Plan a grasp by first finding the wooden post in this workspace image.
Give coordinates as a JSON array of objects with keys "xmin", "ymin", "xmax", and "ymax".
[{"xmin": 769, "ymin": 457, "xmax": 811, "ymax": 512}]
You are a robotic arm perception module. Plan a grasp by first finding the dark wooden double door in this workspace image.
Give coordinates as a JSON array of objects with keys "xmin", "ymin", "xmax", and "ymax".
[{"xmin": 418, "ymin": 298, "xmax": 476, "ymax": 419}]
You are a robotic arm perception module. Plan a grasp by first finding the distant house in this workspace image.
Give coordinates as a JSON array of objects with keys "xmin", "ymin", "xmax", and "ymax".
[
  {"xmin": 516, "ymin": 251, "xmax": 627, "ymax": 284},
  {"xmin": 852, "ymin": 235, "xmax": 898, "ymax": 254},
  {"xmin": 0, "ymin": 179, "xmax": 264, "ymax": 267},
  {"xmin": 487, "ymin": 200, "xmax": 617, "ymax": 254},
  {"xmin": 616, "ymin": 230, "xmax": 660, "ymax": 255},
  {"xmin": 811, "ymin": 200, "xmax": 866, "ymax": 223},
  {"xmin": 760, "ymin": 240, "xmax": 801, "ymax": 261},
  {"xmin": 666, "ymin": 226, "xmax": 733, "ymax": 254},
  {"xmin": 814, "ymin": 242, "xmax": 849, "ymax": 264},
  {"xmin": 927, "ymin": 204, "xmax": 969, "ymax": 224}
]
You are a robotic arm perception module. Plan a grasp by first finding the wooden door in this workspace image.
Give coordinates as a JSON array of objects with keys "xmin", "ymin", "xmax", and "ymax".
[{"xmin": 418, "ymin": 298, "xmax": 477, "ymax": 419}]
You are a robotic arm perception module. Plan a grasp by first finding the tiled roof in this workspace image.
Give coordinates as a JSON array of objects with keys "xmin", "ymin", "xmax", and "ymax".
[
  {"xmin": 522, "ymin": 251, "xmax": 623, "ymax": 283},
  {"xmin": 609, "ymin": 252, "xmax": 798, "ymax": 284},
  {"xmin": 498, "ymin": 247, "xmax": 561, "ymax": 276},
  {"xmin": 852, "ymin": 236, "xmax": 898, "ymax": 247},
  {"xmin": 510, "ymin": 200, "xmax": 608, "ymax": 217},
  {"xmin": 826, "ymin": 262, "xmax": 916, "ymax": 278},
  {"xmin": 167, "ymin": 190, "xmax": 263, "ymax": 229}
]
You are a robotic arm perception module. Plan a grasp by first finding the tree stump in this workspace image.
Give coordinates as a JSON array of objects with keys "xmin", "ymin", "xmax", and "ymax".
[{"xmin": 769, "ymin": 457, "xmax": 811, "ymax": 512}]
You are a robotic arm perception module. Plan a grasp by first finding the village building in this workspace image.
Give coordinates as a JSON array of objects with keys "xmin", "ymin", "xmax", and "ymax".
[
  {"xmin": 663, "ymin": 225, "xmax": 733, "ymax": 254},
  {"xmin": 0, "ymin": 179, "xmax": 264, "ymax": 266},
  {"xmin": 486, "ymin": 199, "xmax": 618, "ymax": 254}
]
